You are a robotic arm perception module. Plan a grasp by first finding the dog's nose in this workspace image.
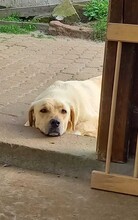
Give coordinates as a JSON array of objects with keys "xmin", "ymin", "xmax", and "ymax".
[{"xmin": 50, "ymin": 119, "xmax": 60, "ymax": 128}]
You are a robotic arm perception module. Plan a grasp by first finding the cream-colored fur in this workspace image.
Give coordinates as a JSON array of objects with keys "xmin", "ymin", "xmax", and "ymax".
[{"xmin": 26, "ymin": 75, "xmax": 102, "ymax": 138}]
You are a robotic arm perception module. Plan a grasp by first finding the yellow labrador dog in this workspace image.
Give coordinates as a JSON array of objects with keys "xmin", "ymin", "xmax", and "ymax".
[{"xmin": 26, "ymin": 76, "xmax": 101, "ymax": 137}]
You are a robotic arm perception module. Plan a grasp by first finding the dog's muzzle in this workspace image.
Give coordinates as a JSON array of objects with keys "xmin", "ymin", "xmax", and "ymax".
[{"xmin": 48, "ymin": 119, "xmax": 60, "ymax": 137}]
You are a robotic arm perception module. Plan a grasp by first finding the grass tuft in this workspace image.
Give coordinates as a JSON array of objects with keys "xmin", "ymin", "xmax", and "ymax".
[
  {"xmin": 92, "ymin": 17, "xmax": 107, "ymax": 41},
  {"xmin": 0, "ymin": 14, "xmax": 36, "ymax": 34}
]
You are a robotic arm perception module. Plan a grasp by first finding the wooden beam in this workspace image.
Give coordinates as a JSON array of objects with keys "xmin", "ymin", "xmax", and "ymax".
[
  {"xmin": 105, "ymin": 41, "xmax": 122, "ymax": 173},
  {"xmin": 91, "ymin": 171, "xmax": 138, "ymax": 196},
  {"xmin": 107, "ymin": 23, "xmax": 138, "ymax": 43}
]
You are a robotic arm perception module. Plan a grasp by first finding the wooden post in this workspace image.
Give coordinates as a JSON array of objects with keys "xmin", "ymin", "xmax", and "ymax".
[
  {"xmin": 129, "ymin": 44, "xmax": 138, "ymax": 157},
  {"xmin": 96, "ymin": 0, "xmax": 124, "ymax": 161}
]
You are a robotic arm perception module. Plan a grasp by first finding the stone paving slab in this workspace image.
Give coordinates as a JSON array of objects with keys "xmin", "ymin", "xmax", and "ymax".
[{"xmin": 0, "ymin": 33, "xmax": 105, "ymax": 177}]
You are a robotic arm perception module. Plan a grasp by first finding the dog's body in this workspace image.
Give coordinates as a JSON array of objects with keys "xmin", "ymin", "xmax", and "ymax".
[{"xmin": 27, "ymin": 76, "xmax": 102, "ymax": 137}]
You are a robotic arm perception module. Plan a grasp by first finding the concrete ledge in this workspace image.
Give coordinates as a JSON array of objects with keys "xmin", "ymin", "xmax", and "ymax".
[
  {"xmin": 0, "ymin": 5, "xmax": 55, "ymax": 18},
  {"xmin": 0, "ymin": 132, "xmax": 133, "ymax": 180},
  {"xmin": 0, "ymin": 3, "xmax": 88, "ymax": 18},
  {"xmin": 0, "ymin": 112, "xmax": 105, "ymax": 180},
  {"xmin": 0, "ymin": 137, "xmax": 101, "ymax": 178}
]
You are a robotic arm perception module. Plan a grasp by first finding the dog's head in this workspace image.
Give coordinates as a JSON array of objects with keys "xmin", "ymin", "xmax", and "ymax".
[{"xmin": 28, "ymin": 98, "xmax": 76, "ymax": 137}]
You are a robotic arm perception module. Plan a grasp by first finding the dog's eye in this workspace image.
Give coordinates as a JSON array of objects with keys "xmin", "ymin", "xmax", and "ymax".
[
  {"xmin": 61, "ymin": 109, "xmax": 67, "ymax": 114},
  {"xmin": 40, "ymin": 108, "xmax": 48, "ymax": 113}
]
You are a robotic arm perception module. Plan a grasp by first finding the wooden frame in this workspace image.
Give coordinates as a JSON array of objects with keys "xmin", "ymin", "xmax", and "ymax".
[
  {"xmin": 91, "ymin": 23, "xmax": 138, "ymax": 196},
  {"xmin": 97, "ymin": 0, "xmax": 138, "ymax": 162}
]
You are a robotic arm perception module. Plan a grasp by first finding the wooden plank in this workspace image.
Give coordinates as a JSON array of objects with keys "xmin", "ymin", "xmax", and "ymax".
[
  {"xmin": 105, "ymin": 42, "xmax": 122, "ymax": 173},
  {"xmin": 97, "ymin": 0, "xmax": 124, "ymax": 161},
  {"xmin": 107, "ymin": 23, "xmax": 138, "ymax": 43},
  {"xmin": 91, "ymin": 171, "xmax": 138, "ymax": 196}
]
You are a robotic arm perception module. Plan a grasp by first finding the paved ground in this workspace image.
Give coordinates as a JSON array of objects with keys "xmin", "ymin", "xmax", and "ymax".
[
  {"xmin": 0, "ymin": 165, "xmax": 138, "ymax": 220},
  {"xmin": 0, "ymin": 33, "xmax": 103, "ymax": 118},
  {"xmin": 0, "ymin": 33, "xmax": 104, "ymax": 123}
]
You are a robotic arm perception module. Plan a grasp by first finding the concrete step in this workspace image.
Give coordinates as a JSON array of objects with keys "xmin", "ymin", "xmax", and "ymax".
[
  {"xmin": 0, "ymin": 114, "xmax": 103, "ymax": 179},
  {"xmin": 0, "ymin": 114, "xmax": 134, "ymax": 180}
]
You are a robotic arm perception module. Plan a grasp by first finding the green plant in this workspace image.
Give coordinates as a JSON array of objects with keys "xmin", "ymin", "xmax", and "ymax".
[
  {"xmin": 92, "ymin": 17, "xmax": 107, "ymax": 41},
  {"xmin": 23, "ymin": 24, "xmax": 36, "ymax": 32},
  {"xmin": 83, "ymin": 0, "xmax": 108, "ymax": 21},
  {"xmin": 0, "ymin": 14, "xmax": 36, "ymax": 34},
  {"xmin": 0, "ymin": 24, "xmax": 36, "ymax": 34},
  {"xmin": 1, "ymin": 13, "xmax": 22, "ymax": 22}
]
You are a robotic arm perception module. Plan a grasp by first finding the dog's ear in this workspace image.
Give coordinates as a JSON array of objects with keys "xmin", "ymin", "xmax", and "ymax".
[
  {"xmin": 29, "ymin": 105, "xmax": 35, "ymax": 127},
  {"xmin": 67, "ymin": 106, "xmax": 76, "ymax": 131}
]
